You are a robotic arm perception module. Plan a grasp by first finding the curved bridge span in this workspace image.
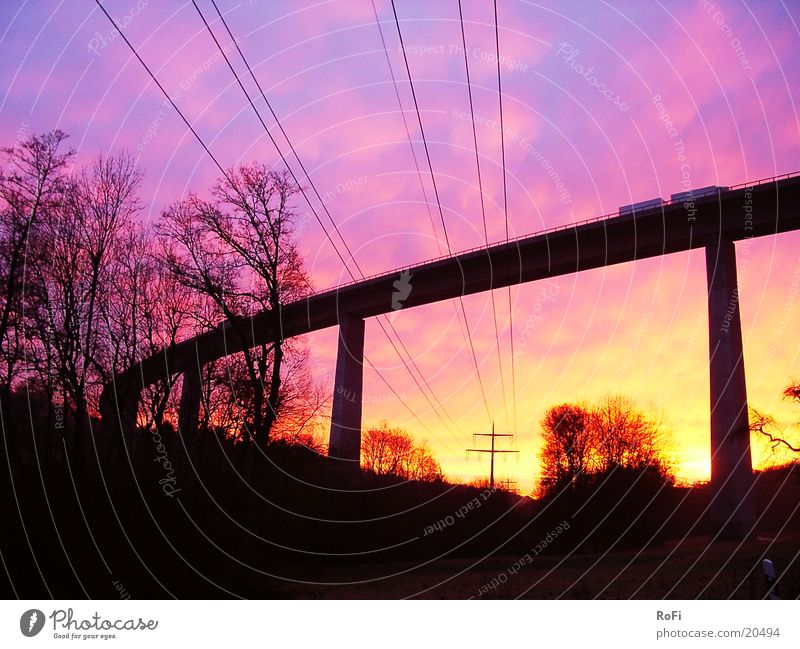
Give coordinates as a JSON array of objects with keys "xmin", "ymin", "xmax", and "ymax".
[{"xmin": 102, "ymin": 172, "xmax": 800, "ymax": 539}]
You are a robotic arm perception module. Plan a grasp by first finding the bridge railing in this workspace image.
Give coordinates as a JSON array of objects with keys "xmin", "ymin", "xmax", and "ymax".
[{"xmin": 310, "ymin": 169, "xmax": 800, "ymax": 299}]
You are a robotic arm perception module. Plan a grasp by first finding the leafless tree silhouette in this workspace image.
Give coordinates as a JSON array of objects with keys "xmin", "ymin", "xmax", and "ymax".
[
  {"xmin": 1, "ymin": 131, "xmax": 329, "ymax": 465},
  {"xmin": 538, "ymin": 396, "xmax": 672, "ymax": 497},
  {"xmin": 749, "ymin": 380, "xmax": 800, "ymax": 454},
  {"xmin": 361, "ymin": 422, "xmax": 442, "ymax": 481},
  {"xmin": 538, "ymin": 403, "xmax": 593, "ymax": 495},
  {"xmin": 0, "ymin": 131, "xmax": 72, "ymax": 428},
  {"xmin": 589, "ymin": 395, "xmax": 670, "ymax": 473},
  {"xmin": 27, "ymin": 151, "xmax": 142, "ymax": 464},
  {"xmin": 157, "ymin": 163, "xmax": 313, "ymax": 447}
]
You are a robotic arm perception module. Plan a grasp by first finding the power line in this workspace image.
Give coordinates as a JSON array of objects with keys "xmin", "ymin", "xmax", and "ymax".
[
  {"xmin": 370, "ymin": 0, "xmax": 441, "ymax": 257},
  {"xmin": 370, "ymin": 1, "xmax": 464, "ymax": 435},
  {"xmin": 197, "ymin": 0, "xmax": 462, "ymax": 438},
  {"xmin": 456, "ymin": 0, "xmax": 488, "ymax": 245},
  {"xmin": 493, "ymin": 0, "xmax": 510, "ymax": 245},
  {"xmin": 92, "ymin": 0, "xmax": 228, "ymax": 179},
  {"xmin": 390, "ymin": 0, "xmax": 493, "ymax": 426},
  {"xmin": 457, "ymin": 0, "xmax": 510, "ymax": 434},
  {"xmin": 200, "ymin": 0, "xmax": 465, "ymax": 438},
  {"xmin": 494, "ymin": 0, "xmax": 518, "ymax": 436},
  {"xmin": 388, "ymin": 0, "xmax": 451, "ymax": 251},
  {"xmin": 94, "ymin": 0, "xmax": 440, "ymax": 438},
  {"xmin": 93, "ymin": 0, "xmax": 357, "ymax": 281},
  {"xmin": 194, "ymin": 0, "xmax": 359, "ymax": 275}
]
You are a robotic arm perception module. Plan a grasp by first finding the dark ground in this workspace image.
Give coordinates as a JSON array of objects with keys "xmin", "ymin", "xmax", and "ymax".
[
  {"xmin": 2, "ymin": 415, "xmax": 798, "ymax": 599},
  {"xmin": 263, "ymin": 533, "xmax": 800, "ymax": 599}
]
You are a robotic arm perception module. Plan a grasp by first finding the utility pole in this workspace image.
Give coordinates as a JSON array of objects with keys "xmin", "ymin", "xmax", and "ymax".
[
  {"xmin": 466, "ymin": 422, "xmax": 518, "ymax": 488},
  {"xmin": 499, "ymin": 477, "xmax": 518, "ymax": 492}
]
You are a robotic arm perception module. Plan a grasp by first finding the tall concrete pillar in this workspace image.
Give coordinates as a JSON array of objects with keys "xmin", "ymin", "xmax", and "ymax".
[
  {"xmin": 705, "ymin": 239, "xmax": 756, "ymax": 539},
  {"xmin": 178, "ymin": 363, "xmax": 202, "ymax": 437},
  {"xmin": 329, "ymin": 314, "xmax": 365, "ymax": 464}
]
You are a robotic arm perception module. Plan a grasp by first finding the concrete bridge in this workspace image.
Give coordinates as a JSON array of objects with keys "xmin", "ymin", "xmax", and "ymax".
[{"xmin": 101, "ymin": 171, "xmax": 800, "ymax": 539}]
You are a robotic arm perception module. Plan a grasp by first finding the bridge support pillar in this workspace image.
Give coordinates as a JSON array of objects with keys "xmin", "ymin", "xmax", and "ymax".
[
  {"xmin": 178, "ymin": 363, "xmax": 202, "ymax": 437},
  {"xmin": 329, "ymin": 314, "xmax": 365, "ymax": 465},
  {"xmin": 705, "ymin": 239, "xmax": 756, "ymax": 540}
]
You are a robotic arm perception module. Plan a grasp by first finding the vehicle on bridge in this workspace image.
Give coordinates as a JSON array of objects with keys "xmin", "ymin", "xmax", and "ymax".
[
  {"xmin": 619, "ymin": 185, "xmax": 731, "ymax": 215},
  {"xmin": 618, "ymin": 197, "xmax": 664, "ymax": 215},
  {"xmin": 671, "ymin": 185, "xmax": 730, "ymax": 203}
]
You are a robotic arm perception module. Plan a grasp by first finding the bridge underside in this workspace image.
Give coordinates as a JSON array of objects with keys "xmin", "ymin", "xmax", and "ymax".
[{"xmin": 101, "ymin": 175, "xmax": 800, "ymax": 540}]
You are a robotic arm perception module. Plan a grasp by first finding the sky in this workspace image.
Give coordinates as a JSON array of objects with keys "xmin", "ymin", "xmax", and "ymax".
[{"xmin": 2, "ymin": 0, "xmax": 800, "ymax": 493}]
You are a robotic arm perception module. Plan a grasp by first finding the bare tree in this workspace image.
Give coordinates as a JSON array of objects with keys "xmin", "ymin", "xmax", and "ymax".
[
  {"xmin": 779, "ymin": 382, "xmax": 800, "ymax": 453},
  {"xmin": 2, "ymin": 134, "xmax": 329, "ymax": 472},
  {"xmin": 749, "ymin": 379, "xmax": 800, "ymax": 455},
  {"xmin": 28, "ymin": 152, "xmax": 142, "ymax": 463},
  {"xmin": 538, "ymin": 403, "xmax": 593, "ymax": 494},
  {"xmin": 538, "ymin": 396, "xmax": 671, "ymax": 497},
  {"xmin": 157, "ymin": 164, "xmax": 311, "ymax": 447},
  {"xmin": 0, "ymin": 131, "xmax": 72, "ymax": 409},
  {"xmin": 589, "ymin": 395, "xmax": 669, "ymax": 474},
  {"xmin": 269, "ymin": 341, "xmax": 328, "ymax": 446},
  {"xmin": 361, "ymin": 422, "xmax": 442, "ymax": 481},
  {"xmin": 100, "ymin": 229, "xmax": 196, "ymax": 439},
  {"xmin": 404, "ymin": 443, "xmax": 443, "ymax": 481}
]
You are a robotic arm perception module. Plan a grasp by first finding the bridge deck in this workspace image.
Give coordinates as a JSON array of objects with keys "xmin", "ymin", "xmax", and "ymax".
[{"xmin": 109, "ymin": 172, "xmax": 800, "ymax": 390}]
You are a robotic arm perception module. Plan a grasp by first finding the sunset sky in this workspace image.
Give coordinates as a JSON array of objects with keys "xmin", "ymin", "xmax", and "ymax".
[{"xmin": 2, "ymin": 1, "xmax": 799, "ymax": 493}]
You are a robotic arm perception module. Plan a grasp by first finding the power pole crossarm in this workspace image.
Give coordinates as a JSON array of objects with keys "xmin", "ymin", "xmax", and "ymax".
[{"xmin": 466, "ymin": 421, "xmax": 518, "ymax": 487}]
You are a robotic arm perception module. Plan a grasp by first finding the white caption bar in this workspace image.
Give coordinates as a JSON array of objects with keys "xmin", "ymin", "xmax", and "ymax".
[{"xmin": 0, "ymin": 600, "xmax": 796, "ymax": 648}]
